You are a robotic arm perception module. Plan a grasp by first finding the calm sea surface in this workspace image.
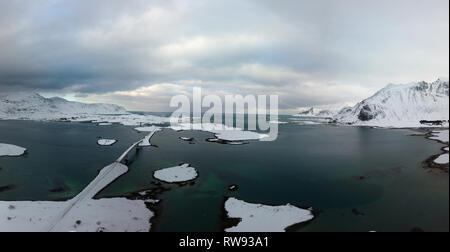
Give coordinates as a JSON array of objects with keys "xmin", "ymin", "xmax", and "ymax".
[{"xmin": 0, "ymin": 118, "xmax": 448, "ymax": 232}]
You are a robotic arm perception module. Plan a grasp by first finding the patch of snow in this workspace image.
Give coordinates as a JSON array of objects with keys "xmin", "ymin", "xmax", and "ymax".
[
  {"xmin": 170, "ymin": 123, "xmax": 268, "ymax": 141},
  {"xmin": 153, "ymin": 163, "xmax": 198, "ymax": 183},
  {"xmin": 444, "ymin": 147, "xmax": 449, "ymax": 152},
  {"xmin": 0, "ymin": 143, "xmax": 27, "ymax": 157},
  {"xmin": 138, "ymin": 190, "xmax": 151, "ymax": 196},
  {"xmin": 270, "ymin": 121, "xmax": 288, "ymax": 124},
  {"xmin": 434, "ymin": 154, "xmax": 449, "ymax": 165},
  {"xmin": 228, "ymin": 185, "xmax": 239, "ymax": 191},
  {"xmin": 98, "ymin": 123, "xmax": 113, "ymax": 126},
  {"xmin": 334, "ymin": 79, "xmax": 449, "ymax": 128},
  {"xmin": 144, "ymin": 199, "xmax": 160, "ymax": 204},
  {"xmin": 97, "ymin": 139, "xmax": 117, "ymax": 146},
  {"xmin": 429, "ymin": 130, "xmax": 449, "ymax": 143},
  {"xmin": 224, "ymin": 198, "xmax": 314, "ymax": 232}
]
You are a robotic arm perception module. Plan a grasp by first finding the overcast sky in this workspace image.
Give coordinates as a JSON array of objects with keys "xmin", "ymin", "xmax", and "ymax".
[{"xmin": 0, "ymin": 0, "xmax": 448, "ymax": 112}]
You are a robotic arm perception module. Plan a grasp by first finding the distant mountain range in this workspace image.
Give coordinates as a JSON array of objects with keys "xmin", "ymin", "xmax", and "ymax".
[
  {"xmin": 293, "ymin": 108, "xmax": 333, "ymax": 118},
  {"xmin": 334, "ymin": 79, "xmax": 449, "ymax": 127},
  {"xmin": 294, "ymin": 104, "xmax": 350, "ymax": 119},
  {"xmin": 0, "ymin": 92, "xmax": 127, "ymax": 120},
  {"xmin": 294, "ymin": 79, "xmax": 449, "ymax": 127},
  {"xmin": 2, "ymin": 79, "xmax": 449, "ymax": 128}
]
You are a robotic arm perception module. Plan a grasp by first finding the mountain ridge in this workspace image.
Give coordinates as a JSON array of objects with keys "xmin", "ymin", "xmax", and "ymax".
[
  {"xmin": 0, "ymin": 92, "xmax": 127, "ymax": 120},
  {"xmin": 334, "ymin": 79, "xmax": 449, "ymax": 127}
]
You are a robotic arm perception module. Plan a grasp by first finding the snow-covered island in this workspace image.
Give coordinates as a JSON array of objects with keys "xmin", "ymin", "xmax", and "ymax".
[
  {"xmin": 0, "ymin": 143, "xmax": 27, "ymax": 157},
  {"xmin": 97, "ymin": 139, "xmax": 117, "ymax": 146},
  {"xmin": 153, "ymin": 163, "xmax": 199, "ymax": 183},
  {"xmin": 170, "ymin": 123, "xmax": 268, "ymax": 142},
  {"xmin": 224, "ymin": 198, "xmax": 314, "ymax": 232},
  {"xmin": 334, "ymin": 79, "xmax": 449, "ymax": 128}
]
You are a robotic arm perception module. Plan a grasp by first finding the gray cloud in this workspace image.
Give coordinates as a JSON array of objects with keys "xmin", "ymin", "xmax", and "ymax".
[{"xmin": 0, "ymin": 0, "xmax": 448, "ymax": 112}]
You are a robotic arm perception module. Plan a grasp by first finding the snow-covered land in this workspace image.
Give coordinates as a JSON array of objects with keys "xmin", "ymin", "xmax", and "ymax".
[
  {"xmin": 0, "ymin": 143, "xmax": 27, "ymax": 157},
  {"xmin": 97, "ymin": 139, "xmax": 117, "ymax": 146},
  {"xmin": 170, "ymin": 123, "xmax": 268, "ymax": 141},
  {"xmin": 0, "ymin": 197, "xmax": 153, "ymax": 232},
  {"xmin": 0, "ymin": 162, "xmax": 154, "ymax": 232},
  {"xmin": 153, "ymin": 163, "xmax": 198, "ymax": 183},
  {"xmin": 0, "ymin": 92, "xmax": 126, "ymax": 120},
  {"xmin": 224, "ymin": 198, "xmax": 314, "ymax": 232},
  {"xmin": 0, "ymin": 139, "xmax": 154, "ymax": 232},
  {"xmin": 334, "ymin": 79, "xmax": 449, "ymax": 128},
  {"xmin": 429, "ymin": 130, "xmax": 449, "ymax": 143},
  {"xmin": 0, "ymin": 92, "xmax": 170, "ymax": 127},
  {"xmin": 434, "ymin": 154, "xmax": 449, "ymax": 165}
]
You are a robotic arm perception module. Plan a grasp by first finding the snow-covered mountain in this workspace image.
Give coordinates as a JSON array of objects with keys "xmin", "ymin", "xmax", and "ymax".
[
  {"xmin": 0, "ymin": 92, "xmax": 127, "ymax": 120},
  {"xmin": 295, "ymin": 107, "xmax": 316, "ymax": 117},
  {"xmin": 294, "ymin": 104, "xmax": 349, "ymax": 118},
  {"xmin": 298, "ymin": 108, "xmax": 335, "ymax": 118},
  {"xmin": 334, "ymin": 79, "xmax": 449, "ymax": 127}
]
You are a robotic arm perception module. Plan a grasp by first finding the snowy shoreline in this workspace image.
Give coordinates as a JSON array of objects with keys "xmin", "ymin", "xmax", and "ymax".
[{"xmin": 416, "ymin": 129, "xmax": 450, "ymax": 171}]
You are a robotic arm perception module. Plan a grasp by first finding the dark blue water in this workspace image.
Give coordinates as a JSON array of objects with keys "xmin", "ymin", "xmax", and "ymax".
[{"xmin": 0, "ymin": 119, "xmax": 448, "ymax": 232}]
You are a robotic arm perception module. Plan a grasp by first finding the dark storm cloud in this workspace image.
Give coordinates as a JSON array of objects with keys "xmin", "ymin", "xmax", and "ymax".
[{"xmin": 0, "ymin": 0, "xmax": 448, "ymax": 111}]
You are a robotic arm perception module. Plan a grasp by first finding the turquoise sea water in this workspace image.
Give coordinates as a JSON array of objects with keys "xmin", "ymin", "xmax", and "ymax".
[{"xmin": 0, "ymin": 119, "xmax": 448, "ymax": 232}]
